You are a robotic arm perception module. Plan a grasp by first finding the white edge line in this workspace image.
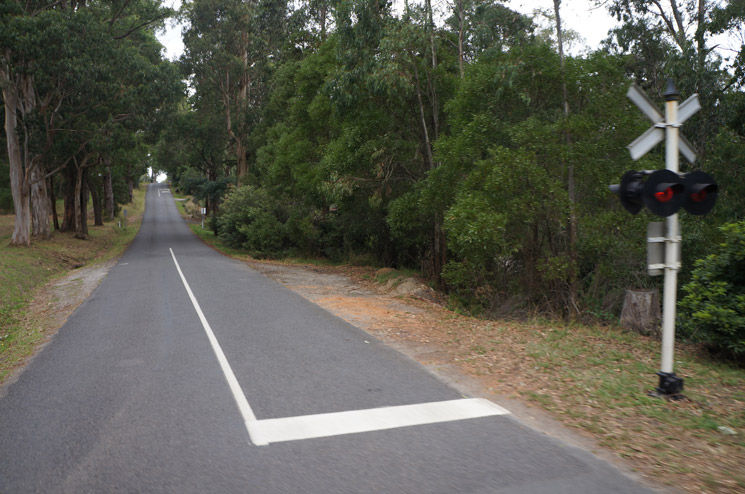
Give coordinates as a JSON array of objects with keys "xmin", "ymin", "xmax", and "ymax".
[
  {"xmin": 247, "ymin": 398, "xmax": 509, "ymax": 446},
  {"xmin": 169, "ymin": 248, "xmax": 261, "ymax": 443}
]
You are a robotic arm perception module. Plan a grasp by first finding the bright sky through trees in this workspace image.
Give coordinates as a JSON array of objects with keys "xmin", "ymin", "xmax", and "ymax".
[{"xmin": 156, "ymin": 0, "xmax": 622, "ymax": 60}]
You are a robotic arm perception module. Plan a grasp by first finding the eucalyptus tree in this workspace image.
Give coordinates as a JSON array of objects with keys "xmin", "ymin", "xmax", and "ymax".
[
  {"xmin": 1, "ymin": 2, "xmax": 70, "ymax": 245},
  {"xmin": 49, "ymin": 3, "xmax": 180, "ymax": 239},
  {"xmin": 181, "ymin": 0, "xmax": 290, "ymax": 184},
  {"xmin": 446, "ymin": 0, "xmax": 534, "ymax": 77},
  {"xmin": 710, "ymin": 0, "xmax": 745, "ymax": 90},
  {"xmin": 155, "ymin": 101, "xmax": 232, "ymax": 213},
  {"xmin": 1, "ymin": 0, "xmax": 179, "ymax": 243}
]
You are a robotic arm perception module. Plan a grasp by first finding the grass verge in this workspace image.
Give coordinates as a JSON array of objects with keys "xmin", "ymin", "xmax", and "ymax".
[
  {"xmin": 441, "ymin": 318, "xmax": 745, "ymax": 492},
  {"xmin": 0, "ymin": 186, "xmax": 147, "ymax": 385}
]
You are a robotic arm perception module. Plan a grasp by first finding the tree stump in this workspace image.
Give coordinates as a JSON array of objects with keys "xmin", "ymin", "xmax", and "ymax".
[{"xmin": 620, "ymin": 289, "xmax": 661, "ymax": 337}]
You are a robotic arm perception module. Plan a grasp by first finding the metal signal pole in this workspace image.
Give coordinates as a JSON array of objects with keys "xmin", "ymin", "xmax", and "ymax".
[{"xmin": 660, "ymin": 81, "xmax": 681, "ymax": 390}]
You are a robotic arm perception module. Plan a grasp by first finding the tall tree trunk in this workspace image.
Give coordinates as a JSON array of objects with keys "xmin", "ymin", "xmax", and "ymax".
[
  {"xmin": 425, "ymin": 0, "xmax": 439, "ymax": 140},
  {"xmin": 424, "ymin": 0, "xmax": 445, "ymax": 278},
  {"xmin": 61, "ymin": 163, "xmax": 76, "ymax": 232},
  {"xmin": 88, "ymin": 172, "xmax": 103, "ymax": 226},
  {"xmin": 319, "ymin": 4, "xmax": 328, "ymax": 41},
  {"xmin": 50, "ymin": 173, "xmax": 59, "ymax": 231},
  {"xmin": 237, "ymin": 30, "xmax": 249, "ymax": 183},
  {"xmin": 103, "ymin": 161, "xmax": 115, "ymax": 221},
  {"xmin": 73, "ymin": 159, "xmax": 86, "ymax": 239},
  {"xmin": 73, "ymin": 155, "xmax": 93, "ymax": 239},
  {"xmin": 410, "ymin": 53, "xmax": 434, "ymax": 171},
  {"xmin": 81, "ymin": 168, "xmax": 89, "ymax": 237},
  {"xmin": 125, "ymin": 163, "xmax": 134, "ymax": 203},
  {"xmin": 410, "ymin": 50, "xmax": 446, "ymax": 281},
  {"xmin": 30, "ymin": 159, "xmax": 51, "ymax": 239},
  {"xmin": 2, "ymin": 68, "xmax": 31, "ymax": 246},
  {"xmin": 554, "ymin": 0, "xmax": 579, "ymax": 318}
]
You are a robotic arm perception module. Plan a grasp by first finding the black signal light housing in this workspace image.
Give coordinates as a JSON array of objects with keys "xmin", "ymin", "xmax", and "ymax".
[
  {"xmin": 609, "ymin": 170, "xmax": 646, "ymax": 215},
  {"xmin": 642, "ymin": 169, "xmax": 685, "ymax": 217},
  {"xmin": 610, "ymin": 169, "xmax": 686, "ymax": 217},
  {"xmin": 683, "ymin": 170, "xmax": 718, "ymax": 215}
]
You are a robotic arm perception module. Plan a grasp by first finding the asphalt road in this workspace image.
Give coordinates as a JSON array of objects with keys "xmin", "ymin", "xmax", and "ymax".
[{"xmin": 0, "ymin": 183, "xmax": 654, "ymax": 493}]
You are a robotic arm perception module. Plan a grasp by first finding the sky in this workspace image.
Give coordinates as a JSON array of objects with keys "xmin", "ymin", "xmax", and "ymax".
[
  {"xmin": 158, "ymin": 0, "xmax": 184, "ymax": 61},
  {"xmin": 156, "ymin": 0, "xmax": 740, "ymax": 70},
  {"xmin": 156, "ymin": 0, "xmax": 620, "ymax": 61},
  {"xmin": 506, "ymin": 0, "xmax": 619, "ymax": 53}
]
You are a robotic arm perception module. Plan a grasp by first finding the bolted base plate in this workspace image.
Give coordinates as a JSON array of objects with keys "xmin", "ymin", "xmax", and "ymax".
[{"xmin": 648, "ymin": 371, "xmax": 685, "ymax": 399}]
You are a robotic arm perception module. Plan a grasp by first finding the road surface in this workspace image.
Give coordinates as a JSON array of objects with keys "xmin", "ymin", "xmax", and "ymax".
[{"xmin": 0, "ymin": 183, "xmax": 653, "ymax": 493}]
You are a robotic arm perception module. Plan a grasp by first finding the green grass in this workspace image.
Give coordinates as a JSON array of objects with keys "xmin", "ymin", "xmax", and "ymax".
[{"xmin": 485, "ymin": 318, "xmax": 745, "ymax": 490}]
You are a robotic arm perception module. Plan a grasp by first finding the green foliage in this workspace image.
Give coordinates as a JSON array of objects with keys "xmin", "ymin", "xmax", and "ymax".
[
  {"xmin": 216, "ymin": 186, "xmax": 287, "ymax": 255},
  {"xmin": 179, "ymin": 175, "xmax": 234, "ymax": 207},
  {"xmin": 441, "ymin": 146, "xmax": 567, "ymax": 311},
  {"xmin": 1, "ymin": 0, "xmax": 182, "ymax": 242},
  {"xmin": 679, "ymin": 221, "xmax": 745, "ymax": 357},
  {"xmin": 157, "ymin": 0, "xmax": 745, "ymax": 332}
]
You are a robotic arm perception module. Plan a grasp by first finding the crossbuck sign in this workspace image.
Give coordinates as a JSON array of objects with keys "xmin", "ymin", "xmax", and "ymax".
[{"xmin": 627, "ymin": 84, "xmax": 701, "ymax": 163}]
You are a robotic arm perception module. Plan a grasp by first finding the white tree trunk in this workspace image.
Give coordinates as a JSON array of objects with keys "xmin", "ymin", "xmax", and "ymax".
[{"xmin": 1, "ymin": 68, "xmax": 31, "ymax": 246}]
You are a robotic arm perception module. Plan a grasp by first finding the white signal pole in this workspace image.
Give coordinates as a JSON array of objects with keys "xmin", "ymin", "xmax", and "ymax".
[{"xmin": 661, "ymin": 82, "xmax": 681, "ymax": 379}]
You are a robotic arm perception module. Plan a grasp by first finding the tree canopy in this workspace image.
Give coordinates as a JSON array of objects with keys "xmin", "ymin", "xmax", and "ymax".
[{"xmin": 1, "ymin": 0, "xmax": 182, "ymax": 243}]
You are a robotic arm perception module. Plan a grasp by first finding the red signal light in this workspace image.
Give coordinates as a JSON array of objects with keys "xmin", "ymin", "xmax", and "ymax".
[
  {"xmin": 655, "ymin": 188, "xmax": 674, "ymax": 202},
  {"xmin": 691, "ymin": 190, "xmax": 707, "ymax": 202}
]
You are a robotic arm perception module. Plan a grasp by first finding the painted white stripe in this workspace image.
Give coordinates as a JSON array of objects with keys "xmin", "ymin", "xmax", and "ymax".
[
  {"xmin": 247, "ymin": 398, "xmax": 509, "ymax": 446},
  {"xmin": 169, "ymin": 249, "xmax": 259, "ymax": 433}
]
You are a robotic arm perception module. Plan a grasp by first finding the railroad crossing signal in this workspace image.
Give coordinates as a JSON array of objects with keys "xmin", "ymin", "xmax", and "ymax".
[
  {"xmin": 609, "ymin": 169, "xmax": 718, "ymax": 217},
  {"xmin": 610, "ymin": 79, "xmax": 717, "ymax": 398}
]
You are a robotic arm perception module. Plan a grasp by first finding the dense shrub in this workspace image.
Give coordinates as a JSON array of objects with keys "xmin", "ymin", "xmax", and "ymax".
[
  {"xmin": 216, "ymin": 186, "xmax": 289, "ymax": 256},
  {"xmin": 441, "ymin": 146, "xmax": 568, "ymax": 313},
  {"xmin": 679, "ymin": 221, "xmax": 745, "ymax": 357}
]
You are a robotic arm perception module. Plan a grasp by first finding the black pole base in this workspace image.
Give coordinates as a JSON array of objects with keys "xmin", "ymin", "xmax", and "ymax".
[{"xmin": 648, "ymin": 371, "xmax": 685, "ymax": 399}]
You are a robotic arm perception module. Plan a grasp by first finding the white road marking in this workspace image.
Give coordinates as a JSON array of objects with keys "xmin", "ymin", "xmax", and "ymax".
[
  {"xmin": 248, "ymin": 399, "xmax": 509, "ymax": 446},
  {"xmin": 170, "ymin": 248, "xmax": 510, "ymax": 447},
  {"xmin": 169, "ymin": 249, "xmax": 259, "ymax": 435}
]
